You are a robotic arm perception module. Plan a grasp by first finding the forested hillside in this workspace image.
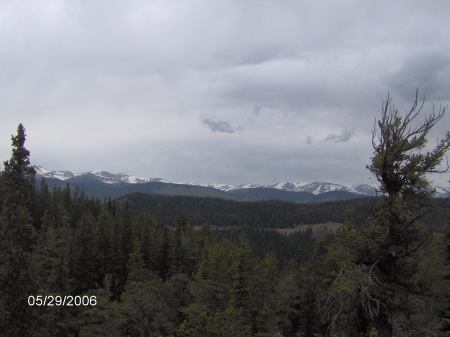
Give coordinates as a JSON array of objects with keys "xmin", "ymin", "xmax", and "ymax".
[
  {"xmin": 117, "ymin": 192, "xmax": 448, "ymax": 232},
  {"xmin": 0, "ymin": 109, "xmax": 449, "ymax": 337}
]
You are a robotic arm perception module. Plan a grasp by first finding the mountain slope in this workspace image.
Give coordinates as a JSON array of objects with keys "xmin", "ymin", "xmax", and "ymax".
[
  {"xmin": 34, "ymin": 165, "xmax": 449, "ymax": 201},
  {"xmin": 40, "ymin": 175, "xmax": 240, "ymax": 201}
]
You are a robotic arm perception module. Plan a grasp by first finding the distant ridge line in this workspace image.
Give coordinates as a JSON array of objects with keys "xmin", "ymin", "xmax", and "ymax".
[{"xmin": 33, "ymin": 165, "xmax": 449, "ymax": 199}]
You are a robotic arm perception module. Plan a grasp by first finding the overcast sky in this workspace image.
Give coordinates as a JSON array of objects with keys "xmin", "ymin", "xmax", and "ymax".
[{"xmin": 1, "ymin": 0, "xmax": 449, "ymax": 187}]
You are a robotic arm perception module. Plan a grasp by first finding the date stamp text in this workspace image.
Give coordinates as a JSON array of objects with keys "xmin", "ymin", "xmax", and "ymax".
[{"xmin": 28, "ymin": 295, "xmax": 97, "ymax": 307}]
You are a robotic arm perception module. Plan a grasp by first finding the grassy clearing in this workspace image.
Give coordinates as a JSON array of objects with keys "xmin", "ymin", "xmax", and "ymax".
[
  {"xmin": 271, "ymin": 221, "xmax": 342, "ymax": 237},
  {"xmin": 193, "ymin": 221, "xmax": 343, "ymax": 237}
]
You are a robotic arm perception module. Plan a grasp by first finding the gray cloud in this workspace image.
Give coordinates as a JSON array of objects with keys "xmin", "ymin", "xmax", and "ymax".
[
  {"xmin": 201, "ymin": 118, "xmax": 244, "ymax": 133},
  {"xmin": 323, "ymin": 129, "xmax": 356, "ymax": 143},
  {"xmin": 247, "ymin": 106, "xmax": 261, "ymax": 124},
  {"xmin": 383, "ymin": 53, "xmax": 450, "ymax": 103}
]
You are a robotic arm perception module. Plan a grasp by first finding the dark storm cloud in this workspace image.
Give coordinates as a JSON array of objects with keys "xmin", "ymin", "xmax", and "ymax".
[{"xmin": 201, "ymin": 118, "xmax": 244, "ymax": 134}]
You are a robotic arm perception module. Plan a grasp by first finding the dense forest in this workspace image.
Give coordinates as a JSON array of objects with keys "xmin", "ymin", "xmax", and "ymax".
[
  {"xmin": 0, "ymin": 93, "xmax": 449, "ymax": 337},
  {"xmin": 116, "ymin": 192, "xmax": 448, "ymax": 233}
]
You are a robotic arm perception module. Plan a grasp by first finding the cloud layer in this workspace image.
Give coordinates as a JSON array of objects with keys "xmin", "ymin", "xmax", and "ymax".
[
  {"xmin": 202, "ymin": 118, "xmax": 244, "ymax": 134},
  {"xmin": 1, "ymin": 0, "xmax": 449, "ymax": 186}
]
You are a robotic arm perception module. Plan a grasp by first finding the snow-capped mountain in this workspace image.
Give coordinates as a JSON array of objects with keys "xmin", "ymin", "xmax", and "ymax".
[
  {"xmin": 267, "ymin": 181, "xmax": 377, "ymax": 195},
  {"xmin": 190, "ymin": 181, "xmax": 378, "ymax": 196},
  {"xmin": 34, "ymin": 166, "xmax": 77, "ymax": 181},
  {"xmin": 33, "ymin": 165, "xmax": 168, "ymax": 185},
  {"xmin": 33, "ymin": 165, "xmax": 449, "ymax": 198}
]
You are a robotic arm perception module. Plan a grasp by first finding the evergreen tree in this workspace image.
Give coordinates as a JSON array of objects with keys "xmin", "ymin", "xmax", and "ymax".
[
  {"xmin": 157, "ymin": 227, "xmax": 170, "ymax": 280},
  {"xmin": 171, "ymin": 211, "xmax": 188, "ymax": 275},
  {"xmin": 232, "ymin": 235, "xmax": 256, "ymax": 324},
  {"xmin": 315, "ymin": 92, "xmax": 449, "ymax": 336},
  {"xmin": 132, "ymin": 212, "xmax": 163, "ymax": 273},
  {"xmin": 186, "ymin": 240, "xmax": 238, "ymax": 316},
  {"xmin": 92, "ymin": 205, "xmax": 115, "ymax": 287},
  {"xmin": 33, "ymin": 226, "xmax": 69, "ymax": 294},
  {"xmin": 126, "ymin": 239, "xmax": 157, "ymax": 285},
  {"xmin": 77, "ymin": 278, "xmax": 121, "ymax": 337},
  {"xmin": 177, "ymin": 307, "xmax": 252, "ymax": 337},
  {"xmin": 249, "ymin": 250, "xmax": 280, "ymax": 335},
  {"xmin": 67, "ymin": 211, "xmax": 97, "ymax": 293},
  {"xmin": 365, "ymin": 91, "xmax": 449, "ymax": 335},
  {"xmin": 120, "ymin": 279, "xmax": 173, "ymax": 337},
  {"xmin": 0, "ymin": 124, "xmax": 37, "ymax": 336},
  {"xmin": 110, "ymin": 201, "xmax": 133, "ymax": 299}
]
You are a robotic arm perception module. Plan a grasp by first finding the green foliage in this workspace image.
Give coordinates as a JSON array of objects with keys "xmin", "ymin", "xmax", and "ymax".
[
  {"xmin": 33, "ymin": 226, "xmax": 69, "ymax": 293},
  {"xmin": 67, "ymin": 211, "xmax": 98, "ymax": 293},
  {"xmin": 77, "ymin": 283, "xmax": 122, "ymax": 337},
  {"xmin": 367, "ymin": 90, "xmax": 449, "ymax": 201},
  {"xmin": 1, "ymin": 124, "xmax": 36, "ymax": 209},
  {"xmin": 126, "ymin": 239, "xmax": 158, "ymax": 285},
  {"xmin": 187, "ymin": 240, "xmax": 239, "ymax": 315},
  {"xmin": 232, "ymin": 236, "xmax": 256, "ymax": 315},
  {"xmin": 119, "ymin": 280, "xmax": 173, "ymax": 337},
  {"xmin": 367, "ymin": 92, "xmax": 449, "ymax": 336},
  {"xmin": 249, "ymin": 251, "xmax": 280, "ymax": 334},
  {"xmin": 120, "ymin": 192, "xmax": 379, "ymax": 228},
  {"xmin": 313, "ymin": 92, "xmax": 450, "ymax": 337},
  {"xmin": 0, "ymin": 124, "xmax": 37, "ymax": 336},
  {"xmin": 177, "ymin": 307, "xmax": 252, "ymax": 337},
  {"xmin": 120, "ymin": 192, "xmax": 449, "ymax": 233}
]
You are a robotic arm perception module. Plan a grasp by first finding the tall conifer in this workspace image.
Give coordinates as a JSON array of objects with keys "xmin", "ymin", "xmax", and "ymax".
[
  {"xmin": 0, "ymin": 124, "xmax": 37, "ymax": 336},
  {"xmin": 365, "ymin": 92, "xmax": 449, "ymax": 335}
]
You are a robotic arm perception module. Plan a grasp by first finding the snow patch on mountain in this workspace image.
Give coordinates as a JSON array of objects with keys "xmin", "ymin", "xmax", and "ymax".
[
  {"xmin": 235, "ymin": 183, "xmax": 263, "ymax": 190},
  {"xmin": 199, "ymin": 184, "xmax": 237, "ymax": 192},
  {"xmin": 34, "ymin": 165, "xmax": 77, "ymax": 180},
  {"xmin": 348, "ymin": 184, "xmax": 378, "ymax": 195}
]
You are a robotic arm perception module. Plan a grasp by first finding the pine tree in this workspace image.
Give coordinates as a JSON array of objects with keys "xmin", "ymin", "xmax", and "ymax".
[
  {"xmin": 77, "ymin": 279, "xmax": 121, "ymax": 337},
  {"xmin": 67, "ymin": 211, "xmax": 97, "ymax": 294},
  {"xmin": 171, "ymin": 211, "xmax": 188, "ymax": 275},
  {"xmin": 232, "ymin": 235, "xmax": 256, "ymax": 324},
  {"xmin": 92, "ymin": 205, "xmax": 115, "ymax": 287},
  {"xmin": 0, "ymin": 124, "xmax": 37, "ymax": 336},
  {"xmin": 314, "ymin": 92, "xmax": 449, "ymax": 336},
  {"xmin": 366, "ymin": 91, "xmax": 450, "ymax": 335},
  {"xmin": 126, "ymin": 239, "xmax": 156, "ymax": 285},
  {"xmin": 250, "ymin": 250, "xmax": 279, "ymax": 334},
  {"xmin": 110, "ymin": 201, "xmax": 133, "ymax": 299},
  {"xmin": 157, "ymin": 227, "xmax": 170, "ymax": 280},
  {"xmin": 120, "ymin": 279, "xmax": 173, "ymax": 337}
]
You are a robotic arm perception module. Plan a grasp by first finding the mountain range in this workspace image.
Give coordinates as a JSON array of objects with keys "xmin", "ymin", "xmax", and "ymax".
[{"xmin": 33, "ymin": 165, "xmax": 449, "ymax": 202}]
